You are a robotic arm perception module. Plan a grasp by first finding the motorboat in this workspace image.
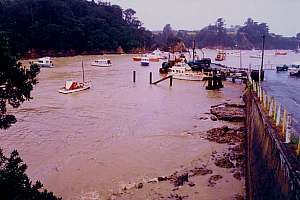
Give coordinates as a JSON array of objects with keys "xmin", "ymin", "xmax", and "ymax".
[
  {"xmin": 141, "ymin": 57, "xmax": 150, "ymax": 66},
  {"xmin": 33, "ymin": 57, "xmax": 54, "ymax": 68},
  {"xmin": 91, "ymin": 58, "xmax": 112, "ymax": 67},
  {"xmin": 168, "ymin": 62, "xmax": 211, "ymax": 81},
  {"xmin": 58, "ymin": 61, "xmax": 91, "ymax": 94},
  {"xmin": 289, "ymin": 62, "xmax": 300, "ymax": 77},
  {"xmin": 215, "ymin": 50, "xmax": 226, "ymax": 61},
  {"xmin": 276, "ymin": 65, "xmax": 289, "ymax": 72}
]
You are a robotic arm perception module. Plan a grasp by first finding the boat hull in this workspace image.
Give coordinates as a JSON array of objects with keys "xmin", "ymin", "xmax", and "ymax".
[
  {"xmin": 141, "ymin": 62, "xmax": 149, "ymax": 66},
  {"xmin": 58, "ymin": 85, "xmax": 90, "ymax": 94},
  {"xmin": 170, "ymin": 73, "xmax": 204, "ymax": 81},
  {"xmin": 91, "ymin": 64, "xmax": 112, "ymax": 67},
  {"xmin": 133, "ymin": 57, "xmax": 142, "ymax": 61}
]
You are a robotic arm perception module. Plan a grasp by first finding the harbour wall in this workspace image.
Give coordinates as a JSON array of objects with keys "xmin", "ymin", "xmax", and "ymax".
[{"xmin": 245, "ymin": 89, "xmax": 300, "ymax": 200}]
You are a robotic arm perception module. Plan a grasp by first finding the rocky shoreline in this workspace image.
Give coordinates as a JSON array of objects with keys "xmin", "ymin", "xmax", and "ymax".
[{"xmin": 104, "ymin": 103, "xmax": 246, "ymax": 200}]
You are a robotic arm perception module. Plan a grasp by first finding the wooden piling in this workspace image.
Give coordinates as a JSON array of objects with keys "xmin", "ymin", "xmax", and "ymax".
[
  {"xmin": 273, "ymin": 100, "xmax": 277, "ymax": 122},
  {"xmin": 169, "ymin": 75, "xmax": 173, "ymax": 87},
  {"xmin": 297, "ymin": 140, "xmax": 300, "ymax": 156},
  {"xmin": 133, "ymin": 71, "xmax": 136, "ymax": 82},
  {"xmin": 150, "ymin": 72, "xmax": 152, "ymax": 84}
]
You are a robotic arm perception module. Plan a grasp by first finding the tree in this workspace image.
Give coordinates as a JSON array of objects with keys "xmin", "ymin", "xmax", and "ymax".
[
  {"xmin": 0, "ymin": 34, "xmax": 61, "ymax": 199},
  {"xmin": 0, "ymin": 34, "xmax": 40, "ymax": 129}
]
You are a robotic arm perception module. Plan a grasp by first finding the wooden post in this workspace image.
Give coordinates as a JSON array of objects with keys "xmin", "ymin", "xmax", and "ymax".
[
  {"xmin": 296, "ymin": 140, "xmax": 300, "ymax": 156},
  {"xmin": 282, "ymin": 107, "xmax": 287, "ymax": 137},
  {"xmin": 269, "ymin": 97, "xmax": 273, "ymax": 117},
  {"xmin": 149, "ymin": 72, "xmax": 152, "ymax": 84},
  {"xmin": 273, "ymin": 100, "xmax": 277, "ymax": 122},
  {"xmin": 170, "ymin": 75, "xmax": 173, "ymax": 87},
  {"xmin": 276, "ymin": 103, "xmax": 281, "ymax": 126},
  {"xmin": 285, "ymin": 114, "xmax": 292, "ymax": 143},
  {"xmin": 133, "ymin": 71, "xmax": 136, "ymax": 83}
]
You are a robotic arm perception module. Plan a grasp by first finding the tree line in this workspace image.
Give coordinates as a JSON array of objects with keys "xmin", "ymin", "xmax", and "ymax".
[
  {"xmin": 163, "ymin": 18, "xmax": 300, "ymax": 50},
  {"xmin": 0, "ymin": 0, "xmax": 153, "ymax": 57}
]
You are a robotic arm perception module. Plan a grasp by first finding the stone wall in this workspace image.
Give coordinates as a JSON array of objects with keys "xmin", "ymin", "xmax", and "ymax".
[{"xmin": 245, "ymin": 91, "xmax": 300, "ymax": 200}]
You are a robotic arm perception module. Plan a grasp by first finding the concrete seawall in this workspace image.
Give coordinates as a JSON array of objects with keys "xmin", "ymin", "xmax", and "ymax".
[{"xmin": 245, "ymin": 90, "xmax": 300, "ymax": 200}]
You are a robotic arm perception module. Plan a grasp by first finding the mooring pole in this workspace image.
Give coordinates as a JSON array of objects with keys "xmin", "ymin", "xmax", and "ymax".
[
  {"xmin": 192, "ymin": 40, "xmax": 195, "ymax": 63},
  {"xmin": 260, "ymin": 35, "xmax": 266, "ymax": 81},
  {"xmin": 82, "ymin": 60, "xmax": 85, "ymax": 83},
  {"xmin": 133, "ymin": 71, "xmax": 136, "ymax": 83},
  {"xmin": 169, "ymin": 76, "xmax": 173, "ymax": 87},
  {"xmin": 150, "ymin": 72, "xmax": 152, "ymax": 84}
]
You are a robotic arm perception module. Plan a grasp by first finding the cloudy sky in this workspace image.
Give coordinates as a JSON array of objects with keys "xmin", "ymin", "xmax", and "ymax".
[{"xmin": 108, "ymin": 0, "xmax": 300, "ymax": 36}]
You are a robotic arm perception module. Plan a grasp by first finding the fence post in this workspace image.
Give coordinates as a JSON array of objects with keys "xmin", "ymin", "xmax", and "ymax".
[
  {"xmin": 276, "ymin": 103, "xmax": 281, "ymax": 126},
  {"xmin": 269, "ymin": 97, "xmax": 273, "ymax": 117},
  {"xmin": 149, "ymin": 72, "xmax": 152, "ymax": 84},
  {"xmin": 282, "ymin": 107, "xmax": 287, "ymax": 138},
  {"xmin": 285, "ymin": 114, "xmax": 292, "ymax": 143},
  {"xmin": 273, "ymin": 100, "xmax": 277, "ymax": 123}
]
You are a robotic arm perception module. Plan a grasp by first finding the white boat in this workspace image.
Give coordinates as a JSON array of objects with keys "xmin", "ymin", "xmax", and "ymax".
[
  {"xmin": 58, "ymin": 61, "xmax": 91, "ymax": 94},
  {"xmin": 33, "ymin": 57, "xmax": 54, "ymax": 68},
  {"xmin": 288, "ymin": 62, "xmax": 300, "ymax": 76},
  {"xmin": 91, "ymin": 58, "xmax": 112, "ymax": 67},
  {"xmin": 141, "ymin": 57, "xmax": 150, "ymax": 66},
  {"xmin": 58, "ymin": 80, "xmax": 91, "ymax": 94},
  {"xmin": 168, "ymin": 62, "xmax": 211, "ymax": 81}
]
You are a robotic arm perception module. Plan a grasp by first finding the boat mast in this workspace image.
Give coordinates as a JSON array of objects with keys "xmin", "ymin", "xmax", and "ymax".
[
  {"xmin": 260, "ymin": 35, "xmax": 265, "ymax": 81},
  {"xmin": 82, "ymin": 60, "xmax": 85, "ymax": 83}
]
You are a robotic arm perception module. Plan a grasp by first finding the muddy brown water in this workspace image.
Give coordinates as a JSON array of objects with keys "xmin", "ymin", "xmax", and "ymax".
[{"xmin": 0, "ymin": 52, "xmax": 256, "ymax": 199}]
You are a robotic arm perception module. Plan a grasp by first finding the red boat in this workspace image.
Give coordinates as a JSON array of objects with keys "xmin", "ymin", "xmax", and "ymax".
[{"xmin": 275, "ymin": 51, "xmax": 287, "ymax": 56}]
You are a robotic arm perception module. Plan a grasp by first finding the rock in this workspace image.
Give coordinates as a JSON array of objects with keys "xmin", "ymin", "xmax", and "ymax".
[
  {"xmin": 147, "ymin": 178, "xmax": 159, "ymax": 183},
  {"xmin": 210, "ymin": 103, "xmax": 245, "ymax": 122},
  {"xmin": 188, "ymin": 182, "xmax": 195, "ymax": 187},
  {"xmin": 158, "ymin": 176, "xmax": 168, "ymax": 182},
  {"xmin": 190, "ymin": 167, "xmax": 213, "ymax": 176},
  {"xmin": 215, "ymin": 157, "xmax": 234, "ymax": 168},
  {"xmin": 210, "ymin": 115, "xmax": 218, "ymax": 121},
  {"xmin": 208, "ymin": 175, "xmax": 223, "ymax": 187},
  {"xmin": 174, "ymin": 173, "xmax": 189, "ymax": 187},
  {"xmin": 233, "ymin": 172, "xmax": 242, "ymax": 180},
  {"xmin": 206, "ymin": 126, "xmax": 245, "ymax": 144},
  {"xmin": 135, "ymin": 182, "xmax": 143, "ymax": 189}
]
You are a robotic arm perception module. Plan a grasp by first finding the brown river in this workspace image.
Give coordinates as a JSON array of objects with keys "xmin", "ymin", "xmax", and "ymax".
[{"xmin": 0, "ymin": 50, "xmax": 298, "ymax": 199}]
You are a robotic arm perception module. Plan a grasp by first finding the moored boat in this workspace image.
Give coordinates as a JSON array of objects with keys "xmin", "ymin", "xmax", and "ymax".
[
  {"xmin": 33, "ymin": 57, "xmax": 54, "ymax": 68},
  {"xmin": 58, "ymin": 61, "xmax": 91, "ymax": 94},
  {"xmin": 215, "ymin": 50, "xmax": 226, "ymax": 61},
  {"xmin": 275, "ymin": 50, "xmax": 287, "ymax": 56},
  {"xmin": 141, "ymin": 57, "xmax": 150, "ymax": 66},
  {"xmin": 91, "ymin": 58, "xmax": 112, "ymax": 67},
  {"xmin": 276, "ymin": 65, "xmax": 289, "ymax": 72}
]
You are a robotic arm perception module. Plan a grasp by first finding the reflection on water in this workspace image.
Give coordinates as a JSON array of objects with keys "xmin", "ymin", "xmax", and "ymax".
[{"xmin": 0, "ymin": 50, "xmax": 298, "ymax": 199}]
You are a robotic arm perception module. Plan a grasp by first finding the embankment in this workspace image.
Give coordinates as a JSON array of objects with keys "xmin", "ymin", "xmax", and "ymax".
[{"xmin": 245, "ymin": 90, "xmax": 300, "ymax": 200}]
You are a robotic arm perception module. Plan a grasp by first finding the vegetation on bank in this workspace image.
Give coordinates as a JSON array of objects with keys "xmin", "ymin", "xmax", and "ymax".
[
  {"xmin": 0, "ymin": 34, "xmax": 61, "ymax": 199},
  {"xmin": 162, "ymin": 18, "xmax": 300, "ymax": 50},
  {"xmin": 1, "ymin": 0, "xmax": 299, "ymax": 57}
]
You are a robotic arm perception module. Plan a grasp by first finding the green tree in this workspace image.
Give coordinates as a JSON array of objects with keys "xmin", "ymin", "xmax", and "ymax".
[{"xmin": 0, "ymin": 34, "xmax": 61, "ymax": 199}]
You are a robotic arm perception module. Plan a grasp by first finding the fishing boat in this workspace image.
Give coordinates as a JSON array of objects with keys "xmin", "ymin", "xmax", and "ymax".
[
  {"xmin": 215, "ymin": 50, "xmax": 226, "ymax": 61},
  {"xmin": 58, "ymin": 62, "xmax": 91, "ymax": 94},
  {"xmin": 141, "ymin": 57, "xmax": 150, "ymax": 66},
  {"xmin": 33, "ymin": 57, "xmax": 54, "ymax": 68},
  {"xmin": 91, "ymin": 58, "xmax": 112, "ymax": 67}
]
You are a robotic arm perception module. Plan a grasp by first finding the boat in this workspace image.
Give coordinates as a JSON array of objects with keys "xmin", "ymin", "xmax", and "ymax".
[
  {"xmin": 276, "ymin": 65, "xmax": 289, "ymax": 72},
  {"xmin": 275, "ymin": 50, "xmax": 287, "ymax": 56},
  {"xmin": 133, "ymin": 56, "xmax": 142, "ymax": 61},
  {"xmin": 91, "ymin": 58, "xmax": 112, "ymax": 67},
  {"xmin": 168, "ymin": 62, "xmax": 212, "ymax": 81},
  {"xmin": 33, "ymin": 57, "xmax": 54, "ymax": 68},
  {"xmin": 290, "ymin": 68, "xmax": 300, "ymax": 76},
  {"xmin": 215, "ymin": 50, "xmax": 226, "ymax": 61},
  {"xmin": 58, "ymin": 62, "xmax": 91, "ymax": 94},
  {"xmin": 141, "ymin": 57, "xmax": 150, "ymax": 66},
  {"xmin": 249, "ymin": 55, "xmax": 262, "ymax": 59}
]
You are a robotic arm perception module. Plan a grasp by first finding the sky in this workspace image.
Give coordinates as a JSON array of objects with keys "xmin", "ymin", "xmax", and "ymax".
[{"xmin": 108, "ymin": 0, "xmax": 300, "ymax": 37}]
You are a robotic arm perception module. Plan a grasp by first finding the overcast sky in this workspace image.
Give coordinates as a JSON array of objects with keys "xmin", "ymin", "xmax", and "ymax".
[{"xmin": 108, "ymin": 0, "xmax": 300, "ymax": 36}]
